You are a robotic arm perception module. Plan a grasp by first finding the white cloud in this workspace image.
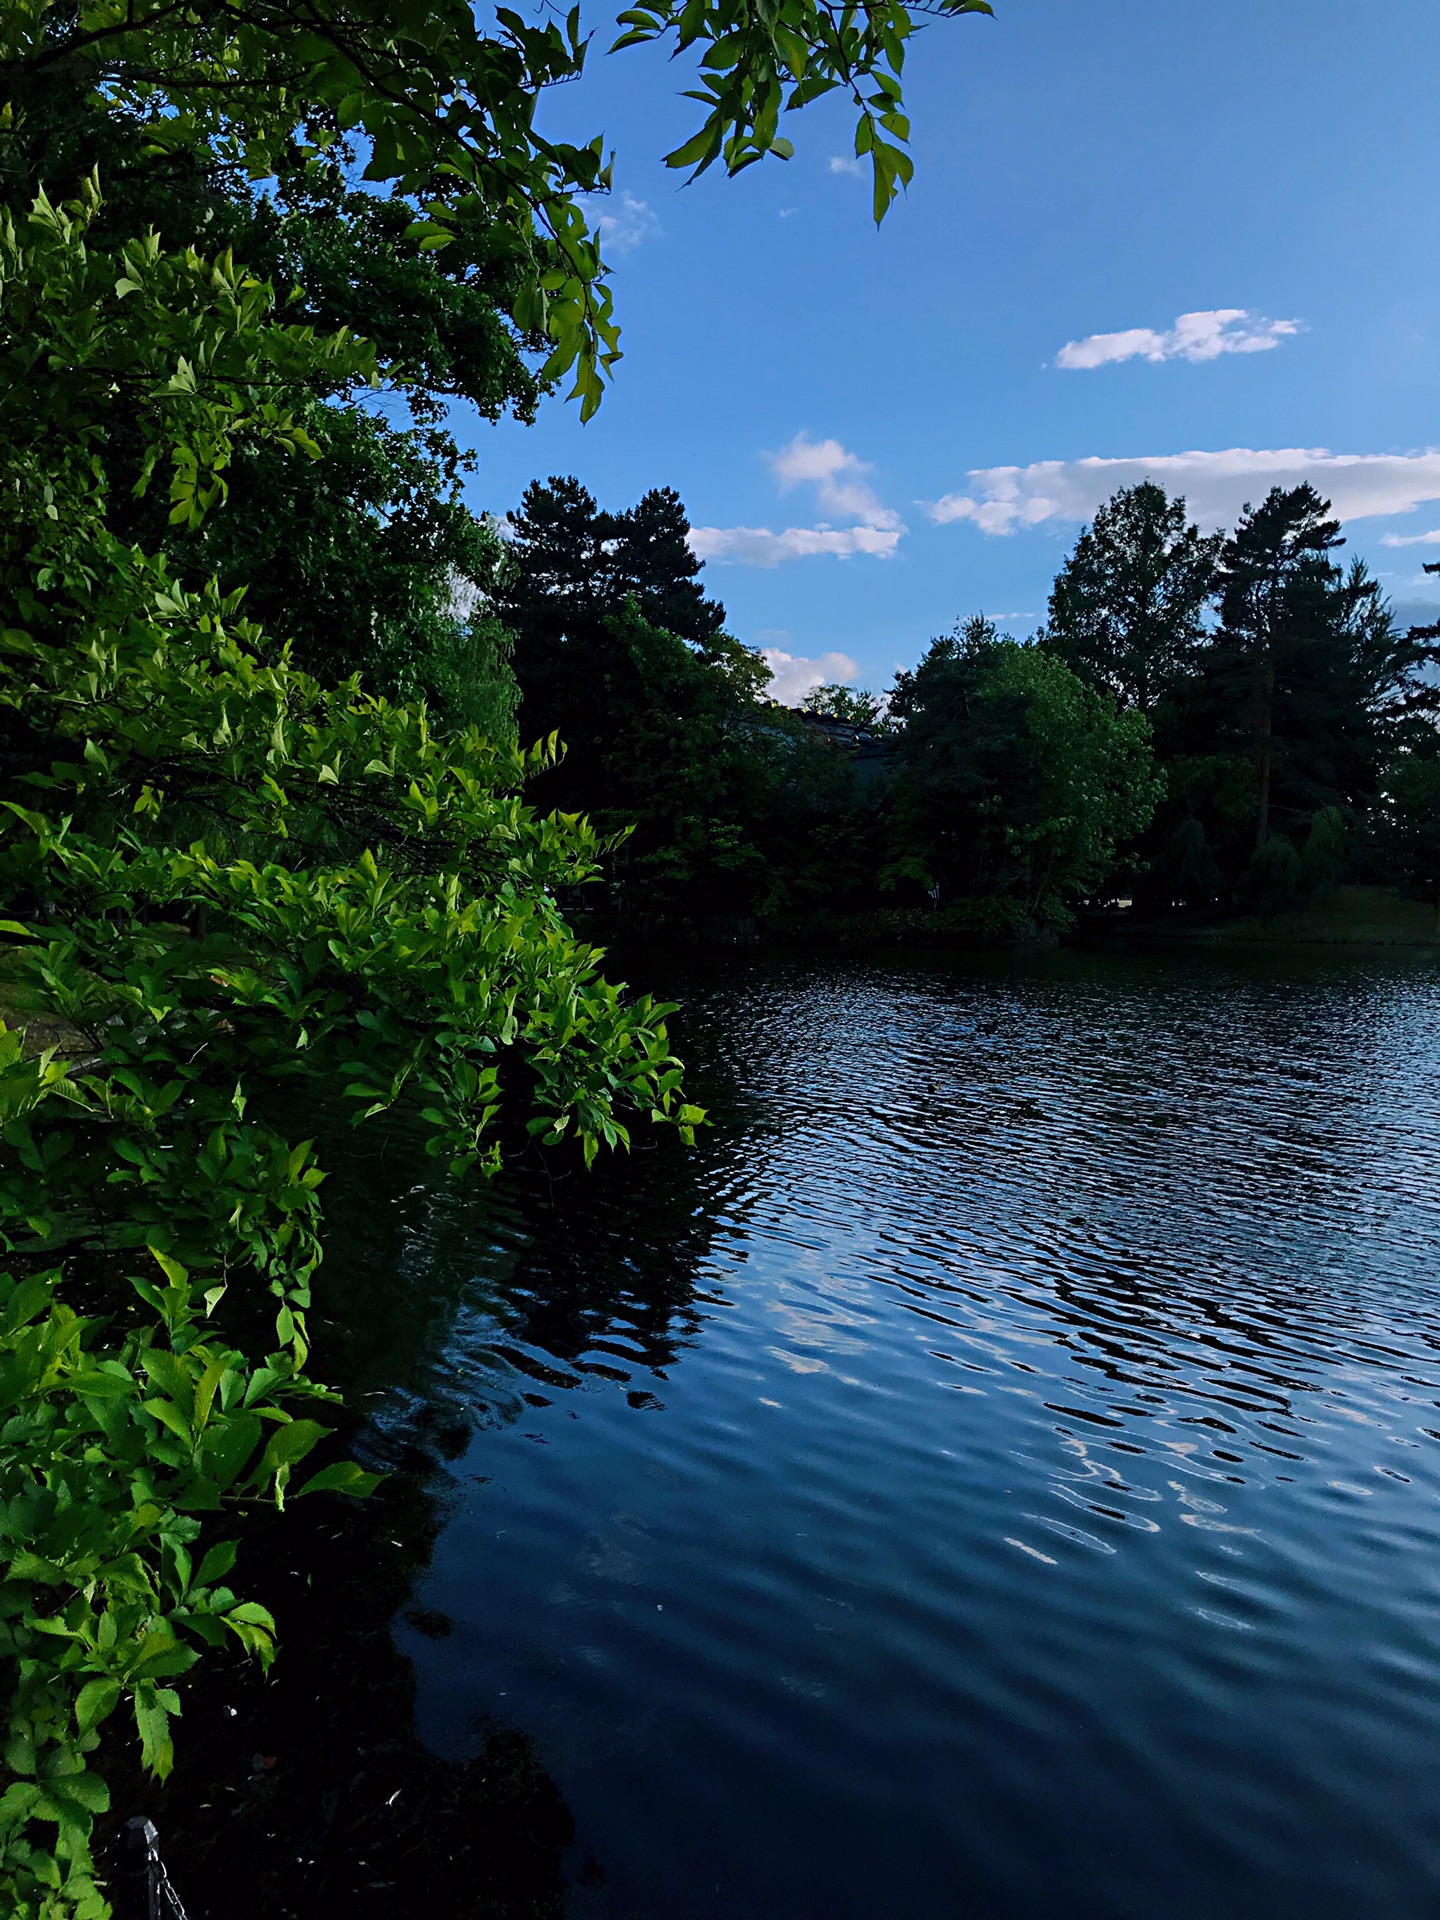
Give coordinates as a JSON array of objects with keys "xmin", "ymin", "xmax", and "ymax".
[
  {"xmin": 578, "ymin": 191, "xmax": 660, "ymax": 256},
  {"xmin": 928, "ymin": 448, "xmax": 1440, "ymax": 537},
  {"xmin": 692, "ymin": 432, "xmax": 906, "ymax": 567},
  {"xmin": 689, "ymin": 523, "xmax": 904, "ymax": 566},
  {"xmin": 1381, "ymin": 529, "xmax": 1440, "ymax": 547},
  {"xmin": 768, "ymin": 433, "xmax": 903, "ymax": 531},
  {"xmin": 829, "ymin": 155, "xmax": 863, "ymax": 176},
  {"xmin": 1056, "ymin": 309, "xmax": 1300, "ymax": 370},
  {"xmin": 759, "ymin": 648, "xmax": 859, "ymax": 704}
]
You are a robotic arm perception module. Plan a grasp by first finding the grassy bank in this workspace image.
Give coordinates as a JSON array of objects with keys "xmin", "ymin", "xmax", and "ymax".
[{"xmin": 1150, "ymin": 886, "xmax": 1440, "ymax": 949}]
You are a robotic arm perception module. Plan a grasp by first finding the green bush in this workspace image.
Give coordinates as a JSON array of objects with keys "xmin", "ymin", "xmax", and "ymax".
[{"xmin": 0, "ymin": 180, "xmax": 697, "ymax": 1918}]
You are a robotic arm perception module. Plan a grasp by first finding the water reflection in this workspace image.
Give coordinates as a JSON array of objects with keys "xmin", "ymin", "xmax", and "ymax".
[
  {"xmin": 175, "ymin": 947, "xmax": 1440, "ymax": 1918},
  {"xmin": 134, "ymin": 1438, "xmax": 578, "ymax": 1918},
  {"xmin": 132, "ymin": 1075, "xmax": 760, "ymax": 1915}
]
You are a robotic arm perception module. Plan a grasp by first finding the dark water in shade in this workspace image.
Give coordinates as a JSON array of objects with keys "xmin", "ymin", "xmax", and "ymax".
[{"xmin": 234, "ymin": 947, "xmax": 1440, "ymax": 1917}]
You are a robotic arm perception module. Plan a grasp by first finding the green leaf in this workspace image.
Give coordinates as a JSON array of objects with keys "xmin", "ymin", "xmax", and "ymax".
[
  {"xmin": 254, "ymin": 1417, "xmax": 328, "ymax": 1479},
  {"xmin": 74, "ymin": 1679, "xmax": 121, "ymax": 1734},
  {"xmin": 195, "ymin": 1540, "xmax": 239, "ymax": 1587},
  {"xmin": 293, "ymin": 1460, "xmax": 381, "ymax": 1498}
]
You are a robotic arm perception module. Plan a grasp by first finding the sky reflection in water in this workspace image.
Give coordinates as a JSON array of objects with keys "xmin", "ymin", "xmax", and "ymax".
[{"xmin": 354, "ymin": 948, "xmax": 1440, "ymax": 1920}]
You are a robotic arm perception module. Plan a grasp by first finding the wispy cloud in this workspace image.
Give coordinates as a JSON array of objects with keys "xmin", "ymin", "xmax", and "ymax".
[
  {"xmin": 1381, "ymin": 529, "xmax": 1440, "ymax": 547},
  {"xmin": 1056, "ymin": 309, "xmax": 1300, "ymax": 370},
  {"xmin": 759, "ymin": 648, "xmax": 859, "ymax": 703},
  {"xmin": 928, "ymin": 448, "xmax": 1440, "ymax": 536},
  {"xmin": 692, "ymin": 433, "xmax": 906, "ymax": 567},
  {"xmin": 769, "ymin": 433, "xmax": 903, "ymax": 531},
  {"xmin": 829, "ymin": 155, "xmax": 863, "ymax": 176},
  {"xmin": 578, "ymin": 191, "xmax": 660, "ymax": 256},
  {"xmin": 689, "ymin": 524, "xmax": 904, "ymax": 566}
]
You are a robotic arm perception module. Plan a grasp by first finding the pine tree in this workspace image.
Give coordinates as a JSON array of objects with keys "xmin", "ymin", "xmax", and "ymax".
[
  {"xmin": 1206, "ymin": 485, "xmax": 1434, "ymax": 853},
  {"xmin": 1041, "ymin": 482, "xmax": 1220, "ymax": 723}
]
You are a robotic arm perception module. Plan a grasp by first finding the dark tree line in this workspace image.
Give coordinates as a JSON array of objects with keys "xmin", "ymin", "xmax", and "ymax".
[
  {"xmin": 495, "ymin": 479, "xmax": 865, "ymax": 918},
  {"xmin": 490, "ymin": 478, "xmax": 1164, "ymax": 933},
  {"xmin": 1040, "ymin": 481, "xmax": 1440, "ymax": 917},
  {"xmin": 488, "ymin": 474, "xmax": 1440, "ymax": 934}
]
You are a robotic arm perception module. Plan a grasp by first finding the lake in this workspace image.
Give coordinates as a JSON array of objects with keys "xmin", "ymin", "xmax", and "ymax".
[{"xmin": 165, "ymin": 945, "xmax": 1440, "ymax": 1919}]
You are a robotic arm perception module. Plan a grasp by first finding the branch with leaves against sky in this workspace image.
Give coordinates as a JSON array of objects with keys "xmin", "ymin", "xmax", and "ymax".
[{"xmin": 1, "ymin": 0, "xmax": 993, "ymax": 418}]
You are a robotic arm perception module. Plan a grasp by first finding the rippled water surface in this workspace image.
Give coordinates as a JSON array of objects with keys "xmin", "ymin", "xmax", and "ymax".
[{"xmin": 336, "ymin": 947, "xmax": 1440, "ymax": 1918}]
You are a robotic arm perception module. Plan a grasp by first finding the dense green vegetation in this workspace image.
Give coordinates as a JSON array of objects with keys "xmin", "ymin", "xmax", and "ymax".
[
  {"xmin": 491, "ymin": 475, "xmax": 1440, "ymax": 935},
  {"xmin": 1039, "ymin": 481, "xmax": 1440, "ymax": 920},
  {"xmin": 0, "ymin": 0, "xmax": 996, "ymax": 1911},
  {"xmin": 0, "ymin": 171, "xmax": 699, "ymax": 1920}
]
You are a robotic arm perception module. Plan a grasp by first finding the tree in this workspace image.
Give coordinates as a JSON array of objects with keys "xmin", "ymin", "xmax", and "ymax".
[
  {"xmin": 1208, "ymin": 486, "xmax": 1435, "ymax": 854},
  {"xmin": 0, "ymin": 0, "xmax": 994, "ymax": 418},
  {"xmin": 498, "ymin": 477, "xmax": 725, "ymax": 665},
  {"xmin": 0, "ymin": 178, "xmax": 703, "ymax": 1920},
  {"xmin": 592, "ymin": 601, "xmax": 805, "ymax": 913},
  {"xmin": 496, "ymin": 477, "xmax": 849, "ymax": 915},
  {"xmin": 496, "ymin": 476, "xmax": 726, "ymax": 818},
  {"xmin": 802, "ymin": 683, "xmax": 890, "ymax": 727},
  {"xmin": 1041, "ymin": 482, "xmax": 1221, "ymax": 721},
  {"xmin": 169, "ymin": 408, "xmax": 522, "ymax": 733},
  {"xmin": 1211, "ymin": 484, "xmax": 1344, "ymax": 850},
  {"xmin": 886, "ymin": 618, "xmax": 1161, "ymax": 925},
  {"xmin": 1379, "ymin": 749, "xmax": 1440, "ymax": 927},
  {"xmin": 2, "ymin": 23, "xmax": 548, "ymax": 729}
]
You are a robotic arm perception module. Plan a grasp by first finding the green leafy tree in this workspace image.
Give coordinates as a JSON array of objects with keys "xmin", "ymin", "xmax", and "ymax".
[
  {"xmin": 168, "ymin": 407, "xmax": 522, "ymax": 733},
  {"xmin": 0, "ymin": 0, "xmax": 993, "ymax": 419},
  {"xmin": 0, "ymin": 179, "xmax": 698, "ymax": 1920},
  {"xmin": 2, "ymin": 28, "xmax": 544, "ymax": 730},
  {"xmin": 1041, "ymin": 482, "xmax": 1221, "ymax": 721},
  {"xmin": 802, "ymin": 683, "xmax": 891, "ymax": 728},
  {"xmin": 886, "ymin": 617, "xmax": 1161, "ymax": 925},
  {"xmin": 594, "ymin": 601, "xmax": 799, "ymax": 913}
]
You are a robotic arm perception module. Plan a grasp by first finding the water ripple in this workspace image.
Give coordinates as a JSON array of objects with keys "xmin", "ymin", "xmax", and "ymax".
[{"xmin": 354, "ymin": 949, "xmax": 1440, "ymax": 1920}]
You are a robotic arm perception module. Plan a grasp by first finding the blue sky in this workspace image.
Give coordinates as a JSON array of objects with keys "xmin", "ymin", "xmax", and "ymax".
[{"xmin": 460, "ymin": 0, "xmax": 1440, "ymax": 701}]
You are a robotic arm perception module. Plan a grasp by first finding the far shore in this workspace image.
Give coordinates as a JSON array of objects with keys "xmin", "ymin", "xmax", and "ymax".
[{"xmin": 1111, "ymin": 885, "xmax": 1440, "ymax": 950}]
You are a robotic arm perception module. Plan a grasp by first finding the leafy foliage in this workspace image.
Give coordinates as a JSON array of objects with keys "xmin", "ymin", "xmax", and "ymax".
[
  {"xmin": 1378, "ymin": 749, "xmax": 1440, "ymax": 924},
  {"xmin": 615, "ymin": 0, "xmax": 993, "ymax": 223},
  {"xmin": 2, "ymin": 61, "xmax": 530, "ymax": 729},
  {"xmin": 167, "ymin": 406, "xmax": 522, "ymax": 733},
  {"xmin": 886, "ymin": 617, "xmax": 1161, "ymax": 923},
  {"xmin": 0, "ymin": 0, "xmax": 993, "ymax": 419},
  {"xmin": 0, "ymin": 181, "xmax": 697, "ymax": 1919},
  {"xmin": 802, "ymin": 683, "xmax": 891, "ymax": 728},
  {"xmin": 499, "ymin": 477, "xmax": 864, "ymax": 917}
]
